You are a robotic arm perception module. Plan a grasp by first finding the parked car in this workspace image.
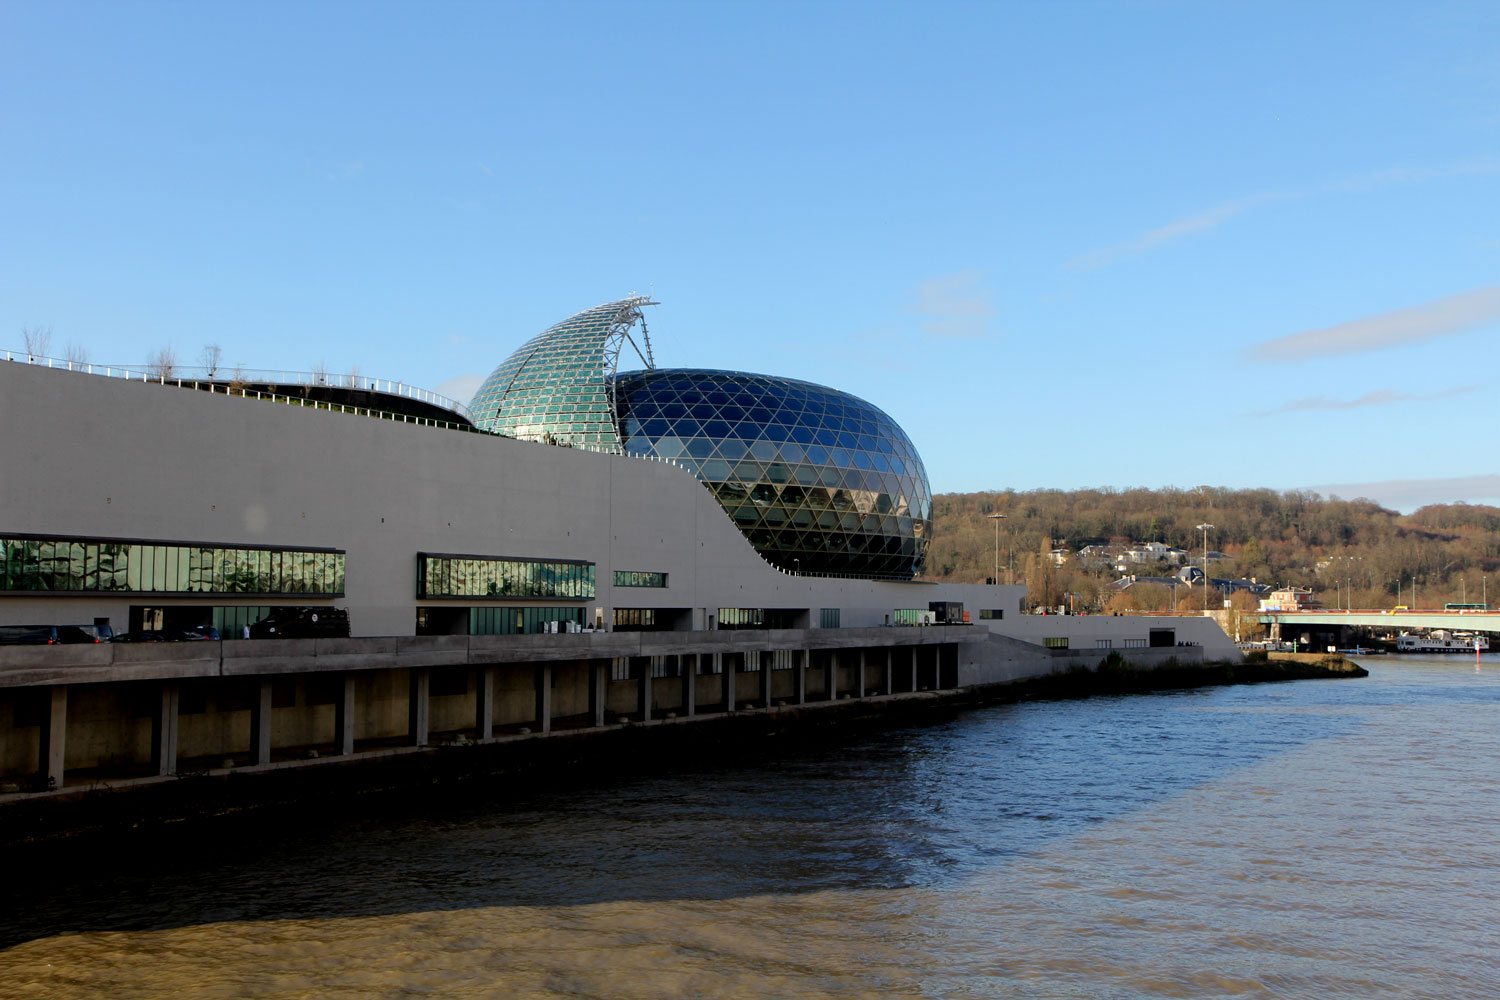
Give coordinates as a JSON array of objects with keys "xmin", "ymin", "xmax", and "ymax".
[
  {"xmin": 174, "ymin": 626, "xmax": 222, "ymax": 641},
  {"xmin": 0, "ymin": 624, "xmax": 104, "ymax": 645},
  {"xmin": 250, "ymin": 607, "xmax": 350, "ymax": 639},
  {"xmin": 110, "ymin": 630, "xmax": 168, "ymax": 643}
]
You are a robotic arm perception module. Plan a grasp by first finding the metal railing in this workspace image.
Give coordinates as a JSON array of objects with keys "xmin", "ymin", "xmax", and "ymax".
[{"xmin": 2, "ymin": 351, "xmax": 473, "ymax": 421}]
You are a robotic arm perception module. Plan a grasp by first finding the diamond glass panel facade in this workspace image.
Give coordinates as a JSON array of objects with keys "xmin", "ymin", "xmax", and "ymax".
[{"xmin": 612, "ymin": 369, "xmax": 932, "ymax": 578}]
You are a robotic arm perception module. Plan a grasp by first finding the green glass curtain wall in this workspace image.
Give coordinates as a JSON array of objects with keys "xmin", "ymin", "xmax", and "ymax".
[
  {"xmin": 418, "ymin": 553, "xmax": 595, "ymax": 600},
  {"xmin": 0, "ymin": 535, "xmax": 344, "ymax": 595},
  {"xmin": 613, "ymin": 570, "xmax": 667, "ymax": 588}
]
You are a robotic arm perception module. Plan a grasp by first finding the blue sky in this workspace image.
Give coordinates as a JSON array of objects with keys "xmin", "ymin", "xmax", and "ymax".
[{"xmin": 4, "ymin": 1, "xmax": 1498, "ymax": 511}]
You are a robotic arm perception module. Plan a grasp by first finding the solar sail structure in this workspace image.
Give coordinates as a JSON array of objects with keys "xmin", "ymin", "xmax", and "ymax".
[{"xmin": 470, "ymin": 297, "xmax": 655, "ymax": 449}]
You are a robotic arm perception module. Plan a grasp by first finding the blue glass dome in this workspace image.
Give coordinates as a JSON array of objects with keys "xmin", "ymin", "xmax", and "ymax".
[{"xmin": 612, "ymin": 369, "xmax": 932, "ymax": 578}]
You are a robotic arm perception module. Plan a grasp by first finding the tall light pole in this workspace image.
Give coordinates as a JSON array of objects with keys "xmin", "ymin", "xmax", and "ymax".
[
  {"xmin": 1196, "ymin": 523, "xmax": 1214, "ymax": 612},
  {"xmin": 987, "ymin": 514, "xmax": 1007, "ymax": 586}
]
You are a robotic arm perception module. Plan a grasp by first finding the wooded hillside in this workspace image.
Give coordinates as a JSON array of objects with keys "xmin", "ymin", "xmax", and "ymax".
[{"xmin": 921, "ymin": 487, "xmax": 1500, "ymax": 612}]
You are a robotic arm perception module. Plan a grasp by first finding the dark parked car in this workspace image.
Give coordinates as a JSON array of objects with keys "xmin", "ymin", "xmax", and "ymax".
[
  {"xmin": 0, "ymin": 625, "xmax": 106, "ymax": 645},
  {"xmin": 110, "ymin": 630, "xmax": 168, "ymax": 643},
  {"xmin": 250, "ymin": 607, "xmax": 350, "ymax": 639},
  {"xmin": 174, "ymin": 626, "xmax": 222, "ymax": 641}
]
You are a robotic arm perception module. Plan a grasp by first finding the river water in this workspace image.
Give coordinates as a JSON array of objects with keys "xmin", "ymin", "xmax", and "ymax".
[{"xmin": 3, "ymin": 655, "xmax": 1499, "ymax": 998}]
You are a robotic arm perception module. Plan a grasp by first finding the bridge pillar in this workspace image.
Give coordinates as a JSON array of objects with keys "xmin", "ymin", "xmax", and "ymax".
[
  {"xmin": 722, "ymin": 653, "xmax": 735, "ymax": 712},
  {"xmin": 638, "ymin": 662, "xmax": 652, "ymax": 722},
  {"xmin": 535, "ymin": 664, "xmax": 552, "ymax": 734},
  {"xmin": 589, "ymin": 660, "xmax": 606, "ymax": 727},
  {"xmin": 152, "ymin": 681, "xmax": 179, "ymax": 776},
  {"xmin": 408, "ymin": 668, "xmax": 430, "ymax": 746},
  {"xmin": 38, "ymin": 685, "xmax": 67, "ymax": 789},
  {"xmin": 474, "ymin": 666, "xmax": 494, "ymax": 740},
  {"xmin": 251, "ymin": 679, "xmax": 273, "ymax": 765},
  {"xmin": 335, "ymin": 672, "xmax": 356, "ymax": 755}
]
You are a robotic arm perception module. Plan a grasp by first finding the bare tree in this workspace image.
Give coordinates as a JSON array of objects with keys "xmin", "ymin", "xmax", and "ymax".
[
  {"xmin": 311, "ymin": 359, "xmax": 329, "ymax": 385},
  {"xmin": 344, "ymin": 363, "xmax": 362, "ymax": 389},
  {"xmin": 63, "ymin": 343, "xmax": 89, "ymax": 367},
  {"xmin": 146, "ymin": 345, "xmax": 178, "ymax": 380},
  {"xmin": 230, "ymin": 364, "xmax": 249, "ymax": 391},
  {"xmin": 21, "ymin": 325, "xmax": 52, "ymax": 361},
  {"xmin": 199, "ymin": 343, "xmax": 223, "ymax": 379}
]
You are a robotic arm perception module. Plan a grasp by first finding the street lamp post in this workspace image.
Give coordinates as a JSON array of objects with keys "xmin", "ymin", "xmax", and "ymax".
[
  {"xmin": 1196, "ymin": 523, "xmax": 1214, "ymax": 612},
  {"xmin": 987, "ymin": 514, "xmax": 1007, "ymax": 586}
]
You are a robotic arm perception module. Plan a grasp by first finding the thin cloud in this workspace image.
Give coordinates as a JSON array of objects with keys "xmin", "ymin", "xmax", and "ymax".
[
  {"xmin": 1067, "ymin": 157, "xmax": 1500, "ymax": 271},
  {"xmin": 1325, "ymin": 157, "xmax": 1500, "ymax": 194},
  {"xmin": 1249, "ymin": 286, "xmax": 1500, "ymax": 362},
  {"xmin": 1252, "ymin": 385, "xmax": 1479, "ymax": 417},
  {"xmin": 436, "ymin": 373, "xmax": 484, "ymax": 405},
  {"xmin": 1068, "ymin": 195, "xmax": 1281, "ymax": 270},
  {"xmin": 1301, "ymin": 474, "xmax": 1500, "ymax": 514},
  {"xmin": 911, "ymin": 270, "xmax": 996, "ymax": 338}
]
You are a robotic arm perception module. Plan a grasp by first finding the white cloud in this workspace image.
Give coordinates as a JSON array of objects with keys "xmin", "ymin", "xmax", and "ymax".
[
  {"xmin": 1066, "ymin": 158, "xmax": 1500, "ymax": 271},
  {"xmin": 1300, "ymin": 474, "xmax": 1500, "ymax": 514},
  {"xmin": 1249, "ymin": 286, "xmax": 1500, "ymax": 362},
  {"xmin": 1067, "ymin": 195, "xmax": 1280, "ymax": 270},
  {"xmin": 436, "ymin": 373, "xmax": 484, "ymax": 406},
  {"xmin": 1324, "ymin": 157, "xmax": 1500, "ymax": 194},
  {"xmin": 911, "ymin": 270, "xmax": 996, "ymax": 338},
  {"xmin": 1252, "ymin": 385, "xmax": 1479, "ymax": 416}
]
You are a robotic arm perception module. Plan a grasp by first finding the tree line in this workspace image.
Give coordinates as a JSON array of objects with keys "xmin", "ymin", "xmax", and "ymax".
[{"xmin": 921, "ymin": 487, "xmax": 1500, "ymax": 613}]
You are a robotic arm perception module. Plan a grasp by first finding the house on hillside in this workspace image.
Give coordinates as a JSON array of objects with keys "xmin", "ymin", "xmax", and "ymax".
[{"xmin": 1259, "ymin": 586, "xmax": 1319, "ymax": 612}]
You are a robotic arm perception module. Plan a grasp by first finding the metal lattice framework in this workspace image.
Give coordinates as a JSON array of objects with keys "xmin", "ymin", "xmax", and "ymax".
[
  {"xmin": 601, "ymin": 295, "xmax": 656, "ymax": 440},
  {"xmin": 469, "ymin": 296, "xmax": 656, "ymax": 450}
]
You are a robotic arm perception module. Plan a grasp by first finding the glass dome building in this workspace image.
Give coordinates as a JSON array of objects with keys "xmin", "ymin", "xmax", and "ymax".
[{"xmin": 472, "ymin": 299, "xmax": 933, "ymax": 579}]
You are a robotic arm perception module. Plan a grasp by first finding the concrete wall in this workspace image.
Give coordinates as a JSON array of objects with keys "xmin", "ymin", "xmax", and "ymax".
[{"xmin": 977, "ymin": 612, "xmax": 1241, "ymax": 661}]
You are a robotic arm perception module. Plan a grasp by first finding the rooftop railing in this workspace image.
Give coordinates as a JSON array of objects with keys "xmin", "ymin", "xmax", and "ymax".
[{"xmin": 2, "ymin": 351, "xmax": 473, "ymax": 421}]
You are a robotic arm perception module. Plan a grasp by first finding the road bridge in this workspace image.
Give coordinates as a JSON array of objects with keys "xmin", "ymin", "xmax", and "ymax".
[{"xmin": 1258, "ymin": 610, "xmax": 1500, "ymax": 632}]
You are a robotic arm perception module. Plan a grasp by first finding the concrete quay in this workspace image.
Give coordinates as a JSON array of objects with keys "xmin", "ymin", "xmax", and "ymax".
[{"xmin": 0, "ymin": 625, "xmax": 1215, "ymax": 842}]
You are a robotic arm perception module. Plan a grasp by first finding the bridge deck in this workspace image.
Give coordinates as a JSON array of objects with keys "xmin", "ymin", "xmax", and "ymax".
[{"xmin": 1258, "ymin": 610, "xmax": 1500, "ymax": 631}]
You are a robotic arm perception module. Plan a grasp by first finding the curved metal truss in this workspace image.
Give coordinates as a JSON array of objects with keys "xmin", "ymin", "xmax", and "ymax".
[{"xmin": 603, "ymin": 295, "xmax": 657, "ymax": 440}]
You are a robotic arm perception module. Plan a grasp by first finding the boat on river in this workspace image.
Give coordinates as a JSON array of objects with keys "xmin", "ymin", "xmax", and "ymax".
[{"xmin": 1395, "ymin": 630, "xmax": 1490, "ymax": 654}]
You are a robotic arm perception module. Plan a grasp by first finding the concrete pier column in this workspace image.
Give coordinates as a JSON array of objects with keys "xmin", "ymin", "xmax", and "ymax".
[
  {"xmin": 335, "ymin": 672, "xmax": 356, "ymax": 755},
  {"xmin": 683, "ymin": 655, "xmax": 697, "ymax": 717},
  {"xmin": 474, "ymin": 666, "xmax": 495, "ymax": 740},
  {"xmin": 856, "ymin": 650, "xmax": 867, "ymax": 698},
  {"xmin": 639, "ymin": 663, "xmax": 652, "ymax": 722},
  {"xmin": 909, "ymin": 647, "xmax": 918, "ymax": 692},
  {"xmin": 535, "ymin": 664, "xmax": 553, "ymax": 733},
  {"xmin": 723, "ymin": 653, "xmax": 736, "ymax": 712},
  {"xmin": 796, "ymin": 649, "xmax": 807, "ymax": 704},
  {"xmin": 590, "ymin": 660, "xmax": 606, "ymax": 727},
  {"xmin": 152, "ymin": 681, "xmax": 179, "ymax": 776},
  {"xmin": 883, "ymin": 648, "xmax": 893, "ymax": 695},
  {"xmin": 251, "ymin": 679, "xmax": 273, "ymax": 765},
  {"xmin": 760, "ymin": 652, "xmax": 772, "ymax": 708},
  {"xmin": 408, "ymin": 668, "xmax": 430, "ymax": 746},
  {"xmin": 37, "ymin": 685, "xmax": 67, "ymax": 789},
  {"xmin": 824, "ymin": 650, "xmax": 837, "ymax": 701}
]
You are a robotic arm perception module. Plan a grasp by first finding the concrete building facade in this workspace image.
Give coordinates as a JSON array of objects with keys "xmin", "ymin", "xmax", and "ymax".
[{"xmin": 0, "ymin": 308, "xmax": 1239, "ymax": 798}]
